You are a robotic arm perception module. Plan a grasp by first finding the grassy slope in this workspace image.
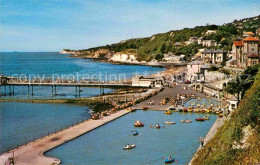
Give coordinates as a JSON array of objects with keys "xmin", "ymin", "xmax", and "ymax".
[
  {"xmin": 192, "ymin": 71, "xmax": 260, "ymax": 164},
  {"xmin": 74, "ymin": 15, "xmax": 259, "ymax": 61}
]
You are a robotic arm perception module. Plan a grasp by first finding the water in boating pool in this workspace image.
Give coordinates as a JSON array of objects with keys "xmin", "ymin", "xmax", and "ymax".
[{"xmin": 45, "ymin": 110, "xmax": 217, "ymax": 165}]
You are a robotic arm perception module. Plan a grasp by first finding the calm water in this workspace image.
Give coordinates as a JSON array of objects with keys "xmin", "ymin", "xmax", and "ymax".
[
  {"xmin": 0, "ymin": 52, "xmax": 164, "ymax": 99},
  {"xmin": 45, "ymin": 111, "xmax": 217, "ymax": 165},
  {"xmin": 0, "ymin": 102, "xmax": 90, "ymax": 154}
]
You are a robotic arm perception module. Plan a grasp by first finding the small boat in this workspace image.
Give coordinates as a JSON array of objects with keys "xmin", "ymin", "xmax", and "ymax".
[
  {"xmin": 206, "ymin": 109, "xmax": 212, "ymax": 113},
  {"xmin": 216, "ymin": 110, "xmax": 222, "ymax": 114},
  {"xmin": 181, "ymin": 119, "xmax": 192, "ymax": 123},
  {"xmin": 164, "ymin": 110, "xmax": 172, "ymax": 115},
  {"xmin": 134, "ymin": 120, "xmax": 144, "ymax": 127},
  {"xmin": 204, "ymin": 116, "xmax": 209, "ymax": 120},
  {"xmin": 201, "ymin": 109, "xmax": 206, "ymax": 113},
  {"xmin": 194, "ymin": 109, "xmax": 200, "ymax": 113},
  {"xmin": 165, "ymin": 156, "xmax": 175, "ymax": 163},
  {"xmin": 188, "ymin": 109, "xmax": 193, "ymax": 112},
  {"xmin": 163, "ymin": 121, "xmax": 176, "ymax": 124},
  {"xmin": 132, "ymin": 130, "xmax": 139, "ymax": 136},
  {"xmin": 126, "ymin": 108, "xmax": 136, "ymax": 112},
  {"xmin": 142, "ymin": 107, "xmax": 149, "ymax": 110},
  {"xmin": 155, "ymin": 123, "xmax": 161, "ymax": 129},
  {"xmin": 196, "ymin": 117, "xmax": 205, "ymax": 121},
  {"xmin": 183, "ymin": 109, "xmax": 188, "ymax": 112},
  {"xmin": 178, "ymin": 109, "xmax": 183, "ymax": 112},
  {"xmin": 123, "ymin": 144, "xmax": 135, "ymax": 150},
  {"xmin": 218, "ymin": 114, "xmax": 224, "ymax": 118},
  {"xmin": 169, "ymin": 107, "xmax": 176, "ymax": 110}
]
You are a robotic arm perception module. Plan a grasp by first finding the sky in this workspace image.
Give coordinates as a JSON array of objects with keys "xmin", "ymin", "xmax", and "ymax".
[{"xmin": 0, "ymin": 0, "xmax": 259, "ymax": 52}]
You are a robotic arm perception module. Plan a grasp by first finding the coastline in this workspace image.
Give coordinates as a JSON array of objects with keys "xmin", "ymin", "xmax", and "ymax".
[{"xmin": 66, "ymin": 53, "xmax": 187, "ymax": 68}]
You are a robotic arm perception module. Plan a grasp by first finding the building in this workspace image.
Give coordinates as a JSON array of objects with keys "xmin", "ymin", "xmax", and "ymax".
[
  {"xmin": 201, "ymin": 49, "xmax": 227, "ymax": 64},
  {"xmin": 256, "ymin": 27, "xmax": 260, "ymax": 36},
  {"xmin": 205, "ymin": 30, "xmax": 217, "ymax": 35},
  {"xmin": 227, "ymin": 99, "xmax": 238, "ymax": 111},
  {"xmin": 243, "ymin": 31, "xmax": 255, "ymax": 37},
  {"xmin": 198, "ymin": 37, "xmax": 203, "ymax": 45},
  {"xmin": 232, "ymin": 36, "xmax": 260, "ymax": 68},
  {"xmin": 131, "ymin": 76, "xmax": 164, "ymax": 87},
  {"xmin": 186, "ymin": 60, "xmax": 205, "ymax": 82},
  {"xmin": 202, "ymin": 40, "xmax": 217, "ymax": 47},
  {"xmin": 189, "ymin": 37, "xmax": 198, "ymax": 42},
  {"xmin": 202, "ymin": 84, "xmax": 223, "ymax": 98}
]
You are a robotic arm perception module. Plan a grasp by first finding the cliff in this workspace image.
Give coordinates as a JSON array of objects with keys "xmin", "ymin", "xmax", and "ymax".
[{"xmin": 191, "ymin": 67, "xmax": 260, "ymax": 164}]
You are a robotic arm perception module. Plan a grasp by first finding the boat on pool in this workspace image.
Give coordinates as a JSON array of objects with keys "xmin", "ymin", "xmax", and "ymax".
[
  {"xmin": 218, "ymin": 114, "xmax": 224, "ymax": 118},
  {"xmin": 155, "ymin": 123, "xmax": 161, "ymax": 129},
  {"xmin": 204, "ymin": 116, "xmax": 209, "ymax": 120},
  {"xmin": 163, "ymin": 121, "xmax": 176, "ymax": 124},
  {"xmin": 165, "ymin": 156, "xmax": 174, "ymax": 163},
  {"xmin": 126, "ymin": 108, "xmax": 136, "ymax": 112},
  {"xmin": 183, "ymin": 109, "xmax": 188, "ymax": 112},
  {"xmin": 123, "ymin": 144, "xmax": 135, "ymax": 150},
  {"xmin": 178, "ymin": 109, "xmax": 183, "ymax": 112},
  {"xmin": 132, "ymin": 130, "xmax": 139, "ymax": 136},
  {"xmin": 188, "ymin": 109, "xmax": 193, "ymax": 112},
  {"xmin": 134, "ymin": 120, "xmax": 144, "ymax": 127},
  {"xmin": 196, "ymin": 117, "xmax": 205, "ymax": 121},
  {"xmin": 168, "ymin": 107, "xmax": 176, "ymax": 110},
  {"xmin": 181, "ymin": 119, "xmax": 192, "ymax": 123},
  {"xmin": 164, "ymin": 110, "xmax": 172, "ymax": 115},
  {"xmin": 142, "ymin": 107, "xmax": 149, "ymax": 110},
  {"xmin": 194, "ymin": 109, "xmax": 200, "ymax": 113}
]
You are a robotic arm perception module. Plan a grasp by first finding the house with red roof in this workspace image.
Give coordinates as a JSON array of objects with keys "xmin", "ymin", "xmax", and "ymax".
[{"xmin": 232, "ymin": 36, "xmax": 260, "ymax": 68}]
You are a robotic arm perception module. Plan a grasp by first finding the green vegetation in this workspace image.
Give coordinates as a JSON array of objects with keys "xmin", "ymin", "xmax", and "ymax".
[
  {"xmin": 74, "ymin": 15, "xmax": 259, "ymax": 62},
  {"xmin": 225, "ymin": 64, "xmax": 260, "ymax": 102},
  {"xmin": 209, "ymin": 65, "xmax": 219, "ymax": 71},
  {"xmin": 65, "ymin": 98, "xmax": 113, "ymax": 113},
  {"xmin": 193, "ymin": 65, "xmax": 260, "ymax": 165}
]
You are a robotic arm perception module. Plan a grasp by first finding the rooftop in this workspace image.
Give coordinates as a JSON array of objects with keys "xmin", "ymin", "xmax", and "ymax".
[{"xmin": 243, "ymin": 36, "xmax": 259, "ymax": 42}]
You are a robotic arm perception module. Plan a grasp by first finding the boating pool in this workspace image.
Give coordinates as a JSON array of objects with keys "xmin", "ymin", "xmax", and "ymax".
[
  {"xmin": 0, "ymin": 102, "xmax": 90, "ymax": 154},
  {"xmin": 45, "ymin": 110, "xmax": 217, "ymax": 165}
]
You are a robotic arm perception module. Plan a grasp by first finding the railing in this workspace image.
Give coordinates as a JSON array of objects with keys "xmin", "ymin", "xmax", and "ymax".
[
  {"xmin": 0, "ymin": 118, "xmax": 88, "ymax": 154},
  {"xmin": 5, "ymin": 77, "xmax": 131, "ymax": 85}
]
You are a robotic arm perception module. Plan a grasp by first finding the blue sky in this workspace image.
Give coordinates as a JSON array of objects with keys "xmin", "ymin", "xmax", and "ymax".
[{"xmin": 1, "ymin": 0, "xmax": 259, "ymax": 52}]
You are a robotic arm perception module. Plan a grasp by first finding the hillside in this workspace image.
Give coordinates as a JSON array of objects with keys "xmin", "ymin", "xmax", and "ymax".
[
  {"xmin": 191, "ymin": 66, "xmax": 260, "ymax": 164},
  {"xmin": 63, "ymin": 15, "xmax": 260, "ymax": 62}
]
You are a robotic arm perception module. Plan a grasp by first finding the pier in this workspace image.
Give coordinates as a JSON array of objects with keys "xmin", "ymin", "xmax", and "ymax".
[{"xmin": 0, "ymin": 75, "xmax": 147, "ymax": 97}]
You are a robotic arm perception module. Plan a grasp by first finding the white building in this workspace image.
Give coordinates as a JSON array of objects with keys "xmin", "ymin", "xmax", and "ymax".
[
  {"xmin": 227, "ymin": 99, "xmax": 238, "ymax": 111},
  {"xmin": 131, "ymin": 76, "xmax": 164, "ymax": 87},
  {"xmin": 202, "ymin": 40, "xmax": 217, "ymax": 47},
  {"xmin": 206, "ymin": 30, "xmax": 217, "ymax": 35},
  {"xmin": 186, "ymin": 60, "xmax": 205, "ymax": 82}
]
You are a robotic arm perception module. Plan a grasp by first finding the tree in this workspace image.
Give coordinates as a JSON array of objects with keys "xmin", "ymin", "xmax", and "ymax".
[
  {"xmin": 155, "ymin": 54, "xmax": 164, "ymax": 61},
  {"xmin": 225, "ymin": 78, "xmax": 243, "ymax": 103}
]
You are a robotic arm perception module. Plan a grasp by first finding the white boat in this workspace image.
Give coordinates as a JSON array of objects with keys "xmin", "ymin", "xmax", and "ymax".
[
  {"xmin": 123, "ymin": 144, "xmax": 136, "ymax": 150},
  {"xmin": 181, "ymin": 120, "xmax": 192, "ymax": 123},
  {"xmin": 163, "ymin": 121, "xmax": 176, "ymax": 124}
]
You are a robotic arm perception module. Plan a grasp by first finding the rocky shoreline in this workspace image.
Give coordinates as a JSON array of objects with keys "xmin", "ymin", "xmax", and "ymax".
[{"xmin": 61, "ymin": 50, "xmax": 187, "ymax": 68}]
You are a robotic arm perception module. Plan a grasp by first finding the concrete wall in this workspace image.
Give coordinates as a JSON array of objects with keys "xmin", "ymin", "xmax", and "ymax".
[{"xmin": 204, "ymin": 70, "xmax": 226, "ymax": 83}]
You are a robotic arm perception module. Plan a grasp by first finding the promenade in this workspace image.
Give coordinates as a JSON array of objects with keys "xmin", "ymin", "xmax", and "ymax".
[{"xmin": 132, "ymin": 85, "xmax": 207, "ymax": 110}]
